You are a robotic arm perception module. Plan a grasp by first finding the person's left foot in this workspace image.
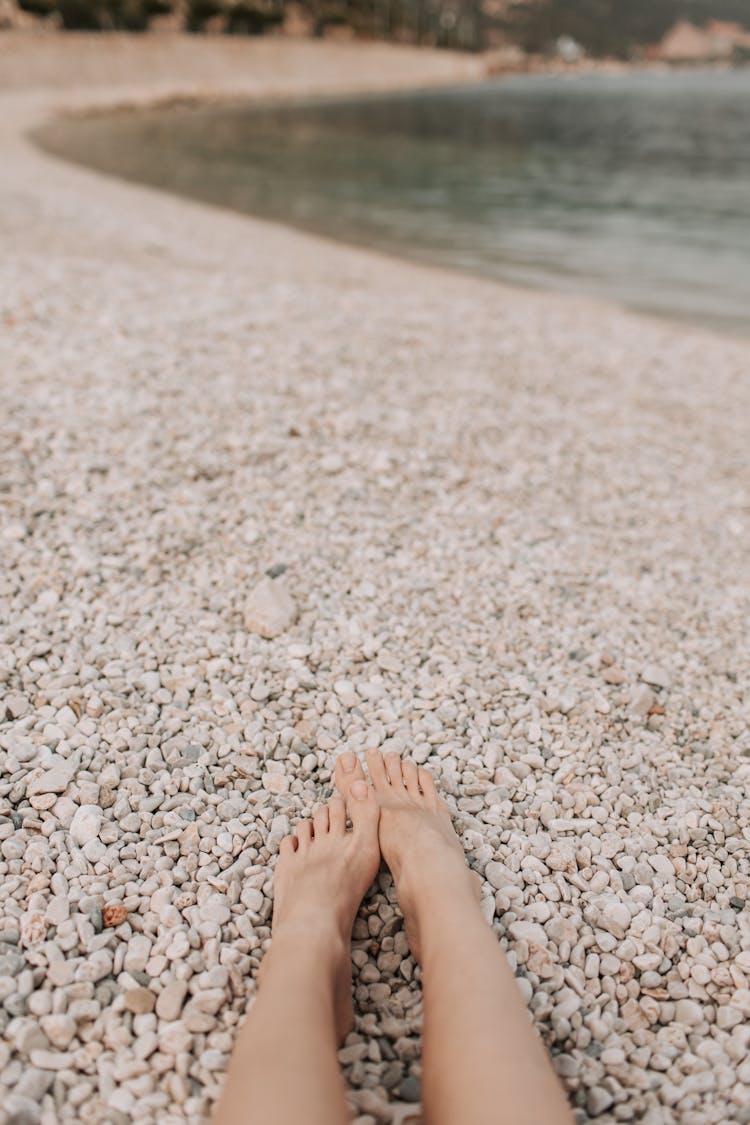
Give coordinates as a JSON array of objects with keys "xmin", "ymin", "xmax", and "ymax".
[{"xmin": 261, "ymin": 782, "xmax": 380, "ymax": 1042}]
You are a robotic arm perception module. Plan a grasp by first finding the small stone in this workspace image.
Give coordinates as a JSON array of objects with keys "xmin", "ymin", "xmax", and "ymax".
[
  {"xmin": 243, "ymin": 577, "xmax": 297, "ymax": 638},
  {"xmin": 6, "ymin": 694, "xmax": 30, "ymax": 718},
  {"xmin": 242, "ymin": 888, "xmax": 264, "ymax": 914},
  {"xmin": 596, "ymin": 898, "xmax": 631, "ymax": 939},
  {"xmin": 102, "ymin": 904, "xmax": 128, "ymax": 928},
  {"xmin": 587, "ymin": 1086, "xmax": 615, "ymax": 1116},
  {"xmin": 629, "ymin": 685, "xmax": 655, "ymax": 718},
  {"xmin": 716, "ymin": 1005, "xmax": 743, "ymax": 1030},
  {"xmin": 15, "ymin": 1068, "xmax": 52, "ymax": 1102},
  {"xmin": 200, "ymin": 896, "xmax": 231, "ymax": 925},
  {"xmin": 640, "ymin": 664, "xmax": 672, "ymax": 691},
  {"xmin": 200, "ymin": 1048, "xmax": 228, "ymax": 1070},
  {"xmin": 334, "ymin": 680, "xmax": 360, "ymax": 707},
  {"xmin": 139, "ymin": 671, "xmax": 161, "ymax": 694},
  {"xmin": 15, "ymin": 1021, "xmax": 49, "ymax": 1054},
  {"xmin": 19, "ymin": 912, "xmax": 47, "ymax": 947},
  {"xmin": 3, "ymin": 1094, "xmax": 40, "ymax": 1125},
  {"xmin": 268, "ymin": 813, "xmax": 290, "ymax": 846},
  {"xmin": 158, "ymin": 1020, "xmax": 193, "ymax": 1055},
  {"xmin": 508, "ymin": 921, "xmax": 547, "ymax": 946},
  {"xmin": 26, "ymin": 756, "xmax": 77, "ymax": 797},
  {"xmin": 602, "ymin": 665, "xmax": 627, "ymax": 685},
  {"xmin": 124, "ymin": 935, "xmax": 152, "ymax": 974},
  {"xmin": 29, "ymin": 1049, "xmax": 75, "ymax": 1071},
  {"xmin": 124, "ymin": 988, "xmax": 155, "ymax": 1014},
  {"xmin": 649, "ymin": 854, "xmax": 674, "ymax": 877},
  {"xmin": 48, "ymin": 961, "xmax": 75, "ymax": 987},
  {"xmin": 133, "ymin": 1030, "xmax": 158, "ymax": 1060},
  {"xmin": 39, "ymin": 1015, "xmax": 76, "ymax": 1050},
  {"xmin": 70, "ymin": 805, "xmax": 102, "ymax": 847},
  {"xmin": 484, "ymin": 861, "xmax": 512, "ymax": 891},
  {"xmin": 398, "ymin": 1075, "xmax": 421, "ymax": 1103},
  {"xmin": 262, "ymin": 771, "xmax": 289, "ymax": 794},
  {"xmin": 184, "ymin": 1004, "xmax": 216, "ymax": 1033},
  {"xmin": 46, "ymin": 897, "xmax": 70, "ymax": 926},
  {"xmin": 82, "ymin": 838, "xmax": 106, "ymax": 863},
  {"xmin": 155, "ymin": 980, "xmax": 188, "ymax": 1021},
  {"xmin": 674, "ymin": 998, "xmax": 703, "ymax": 1027},
  {"xmin": 189, "ymin": 988, "xmax": 226, "ymax": 1015},
  {"xmin": 29, "ymin": 793, "xmax": 57, "ymax": 811}
]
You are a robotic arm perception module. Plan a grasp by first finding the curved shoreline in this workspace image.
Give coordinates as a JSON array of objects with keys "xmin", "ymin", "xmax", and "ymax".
[{"xmin": 22, "ymin": 48, "xmax": 750, "ymax": 340}]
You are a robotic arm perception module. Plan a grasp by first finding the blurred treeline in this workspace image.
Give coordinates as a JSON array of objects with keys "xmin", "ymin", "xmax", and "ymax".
[{"xmin": 13, "ymin": 0, "xmax": 750, "ymax": 52}]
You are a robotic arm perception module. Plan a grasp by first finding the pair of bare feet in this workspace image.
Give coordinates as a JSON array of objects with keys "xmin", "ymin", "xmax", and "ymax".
[{"xmin": 264, "ymin": 749, "xmax": 481, "ymax": 1042}]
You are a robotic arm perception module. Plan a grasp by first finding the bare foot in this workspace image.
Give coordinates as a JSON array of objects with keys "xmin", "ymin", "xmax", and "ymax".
[
  {"xmin": 335, "ymin": 750, "xmax": 480, "ymax": 962},
  {"xmin": 262, "ymin": 787, "xmax": 380, "ymax": 1042}
]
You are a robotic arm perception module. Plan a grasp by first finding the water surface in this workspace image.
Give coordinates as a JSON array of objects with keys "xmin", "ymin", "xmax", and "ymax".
[{"xmin": 36, "ymin": 71, "xmax": 750, "ymax": 332}]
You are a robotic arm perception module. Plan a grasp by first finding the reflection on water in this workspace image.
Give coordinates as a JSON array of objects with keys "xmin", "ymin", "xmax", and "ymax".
[{"xmin": 37, "ymin": 71, "xmax": 750, "ymax": 332}]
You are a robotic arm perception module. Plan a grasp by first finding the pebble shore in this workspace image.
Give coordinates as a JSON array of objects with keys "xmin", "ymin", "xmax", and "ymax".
[{"xmin": 1, "ymin": 33, "xmax": 750, "ymax": 1125}]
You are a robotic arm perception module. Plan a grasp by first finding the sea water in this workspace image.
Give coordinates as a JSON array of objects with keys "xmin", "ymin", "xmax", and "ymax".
[{"xmin": 36, "ymin": 69, "xmax": 750, "ymax": 333}]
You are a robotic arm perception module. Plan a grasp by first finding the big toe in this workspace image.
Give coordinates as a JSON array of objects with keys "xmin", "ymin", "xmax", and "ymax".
[
  {"xmin": 345, "ymin": 785, "xmax": 380, "ymax": 858},
  {"xmin": 334, "ymin": 751, "xmax": 367, "ymax": 799}
]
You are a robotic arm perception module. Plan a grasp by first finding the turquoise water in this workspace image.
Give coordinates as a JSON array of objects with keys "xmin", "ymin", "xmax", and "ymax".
[{"xmin": 37, "ymin": 70, "xmax": 750, "ymax": 332}]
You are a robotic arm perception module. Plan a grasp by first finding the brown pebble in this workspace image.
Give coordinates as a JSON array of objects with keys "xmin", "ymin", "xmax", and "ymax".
[
  {"xmin": 602, "ymin": 665, "xmax": 627, "ymax": 685},
  {"xmin": 124, "ymin": 988, "xmax": 155, "ymax": 1014},
  {"xmin": 103, "ymin": 904, "xmax": 128, "ymax": 928}
]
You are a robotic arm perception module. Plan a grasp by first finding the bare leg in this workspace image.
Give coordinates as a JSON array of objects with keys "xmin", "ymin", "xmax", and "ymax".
[
  {"xmin": 336, "ymin": 750, "xmax": 575, "ymax": 1125},
  {"xmin": 212, "ymin": 784, "xmax": 380, "ymax": 1125}
]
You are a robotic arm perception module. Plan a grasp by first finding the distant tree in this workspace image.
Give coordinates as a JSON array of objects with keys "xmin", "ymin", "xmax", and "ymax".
[
  {"xmin": 12, "ymin": 0, "xmax": 750, "ymax": 45},
  {"xmin": 505, "ymin": 0, "xmax": 750, "ymax": 58},
  {"xmin": 19, "ymin": 0, "xmax": 173, "ymax": 27}
]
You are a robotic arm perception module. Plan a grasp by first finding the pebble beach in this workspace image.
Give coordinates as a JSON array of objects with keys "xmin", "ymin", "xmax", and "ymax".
[{"xmin": 1, "ymin": 32, "xmax": 750, "ymax": 1125}]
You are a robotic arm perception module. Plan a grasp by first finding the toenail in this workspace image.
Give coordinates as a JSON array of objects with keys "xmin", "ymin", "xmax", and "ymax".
[
  {"xmin": 340, "ymin": 752, "xmax": 356, "ymax": 772},
  {"xmin": 350, "ymin": 780, "xmax": 368, "ymax": 800}
]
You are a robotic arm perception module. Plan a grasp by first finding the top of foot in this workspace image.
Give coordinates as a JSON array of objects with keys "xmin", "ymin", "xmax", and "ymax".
[
  {"xmin": 335, "ymin": 749, "xmax": 480, "ymax": 961},
  {"xmin": 266, "ymin": 782, "xmax": 380, "ymax": 1041},
  {"xmin": 271, "ymin": 786, "xmax": 380, "ymax": 947}
]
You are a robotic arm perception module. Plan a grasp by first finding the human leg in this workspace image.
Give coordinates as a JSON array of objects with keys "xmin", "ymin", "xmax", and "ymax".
[
  {"xmin": 212, "ymin": 785, "xmax": 380, "ymax": 1125},
  {"xmin": 346, "ymin": 749, "xmax": 575, "ymax": 1125}
]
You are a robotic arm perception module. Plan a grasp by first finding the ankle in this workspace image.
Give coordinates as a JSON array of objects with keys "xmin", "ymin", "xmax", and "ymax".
[
  {"xmin": 261, "ymin": 936, "xmax": 343, "ymax": 1006},
  {"xmin": 271, "ymin": 911, "xmax": 349, "ymax": 965},
  {"xmin": 396, "ymin": 849, "xmax": 474, "ymax": 910}
]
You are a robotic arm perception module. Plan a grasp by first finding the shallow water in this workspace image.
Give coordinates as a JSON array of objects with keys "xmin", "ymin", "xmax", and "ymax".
[{"xmin": 37, "ymin": 70, "xmax": 750, "ymax": 332}]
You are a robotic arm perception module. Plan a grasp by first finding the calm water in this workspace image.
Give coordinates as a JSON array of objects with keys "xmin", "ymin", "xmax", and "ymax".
[{"xmin": 37, "ymin": 71, "xmax": 750, "ymax": 332}]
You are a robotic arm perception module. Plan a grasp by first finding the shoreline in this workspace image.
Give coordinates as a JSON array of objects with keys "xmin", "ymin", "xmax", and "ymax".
[
  {"xmin": 2, "ymin": 31, "xmax": 750, "ymax": 1125},
  {"xmin": 25, "ymin": 46, "xmax": 749, "ymax": 342}
]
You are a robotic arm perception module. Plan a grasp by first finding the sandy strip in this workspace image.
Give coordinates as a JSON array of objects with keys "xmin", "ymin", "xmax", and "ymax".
[{"xmin": 1, "ymin": 32, "xmax": 749, "ymax": 1125}]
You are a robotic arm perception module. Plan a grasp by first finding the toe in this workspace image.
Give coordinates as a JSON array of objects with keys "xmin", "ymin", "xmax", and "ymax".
[
  {"xmin": 296, "ymin": 819, "xmax": 313, "ymax": 849},
  {"xmin": 335, "ymin": 751, "xmax": 367, "ymax": 798},
  {"xmin": 314, "ymin": 803, "xmax": 330, "ymax": 836},
  {"xmin": 345, "ymin": 778, "xmax": 379, "ymax": 836},
  {"xmin": 279, "ymin": 834, "xmax": 298, "ymax": 858},
  {"xmin": 328, "ymin": 795, "xmax": 346, "ymax": 836},
  {"xmin": 402, "ymin": 759, "xmax": 421, "ymax": 800},
  {"xmin": 366, "ymin": 748, "xmax": 390, "ymax": 793},
  {"xmin": 417, "ymin": 767, "xmax": 439, "ymax": 807},
  {"xmin": 384, "ymin": 752, "xmax": 406, "ymax": 791}
]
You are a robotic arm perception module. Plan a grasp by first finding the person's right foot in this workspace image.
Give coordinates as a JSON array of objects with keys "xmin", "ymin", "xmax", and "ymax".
[{"xmin": 334, "ymin": 749, "xmax": 480, "ymax": 962}]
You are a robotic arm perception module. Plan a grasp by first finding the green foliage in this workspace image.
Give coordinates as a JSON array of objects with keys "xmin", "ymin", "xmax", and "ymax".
[
  {"xmin": 507, "ymin": 0, "xmax": 750, "ymax": 58},
  {"xmin": 186, "ymin": 0, "xmax": 284, "ymax": 31},
  {"xmin": 13, "ymin": 0, "xmax": 750, "ymax": 47},
  {"xmin": 225, "ymin": 0, "xmax": 284, "ymax": 34},
  {"xmin": 506, "ymin": 0, "xmax": 678, "ymax": 58},
  {"xmin": 20, "ymin": 0, "xmax": 173, "ymax": 27},
  {"xmin": 17, "ymin": 0, "xmax": 57, "ymax": 15},
  {"xmin": 185, "ymin": 0, "xmax": 221, "ymax": 30}
]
